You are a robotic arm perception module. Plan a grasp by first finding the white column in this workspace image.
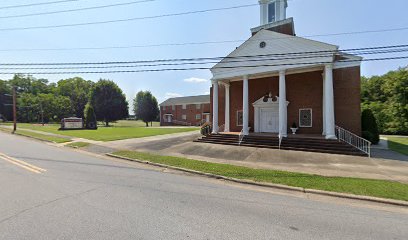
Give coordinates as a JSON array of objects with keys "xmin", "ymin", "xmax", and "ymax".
[
  {"xmin": 212, "ymin": 79, "xmax": 219, "ymax": 134},
  {"xmin": 322, "ymin": 72, "xmax": 326, "ymax": 135},
  {"xmin": 243, "ymin": 75, "xmax": 249, "ymax": 135},
  {"xmin": 279, "ymin": 70, "xmax": 287, "ymax": 137},
  {"xmin": 324, "ymin": 64, "xmax": 336, "ymax": 139},
  {"xmin": 224, "ymin": 83, "xmax": 230, "ymax": 132}
]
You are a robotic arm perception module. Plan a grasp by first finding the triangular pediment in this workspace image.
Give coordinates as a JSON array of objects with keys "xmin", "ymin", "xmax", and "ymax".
[{"xmin": 211, "ymin": 29, "xmax": 339, "ymax": 80}]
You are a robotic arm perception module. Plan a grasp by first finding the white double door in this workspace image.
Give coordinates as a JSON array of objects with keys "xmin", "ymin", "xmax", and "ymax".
[{"xmin": 260, "ymin": 108, "xmax": 279, "ymax": 133}]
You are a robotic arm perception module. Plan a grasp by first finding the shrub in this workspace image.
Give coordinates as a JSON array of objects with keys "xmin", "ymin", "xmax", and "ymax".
[
  {"xmin": 361, "ymin": 109, "xmax": 379, "ymax": 144},
  {"xmin": 84, "ymin": 103, "xmax": 97, "ymax": 129},
  {"xmin": 362, "ymin": 131, "xmax": 375, "ymax": 143},
  {"xmin": 200, "ymin": 122, "xmax": 212, "ymax": 136}
]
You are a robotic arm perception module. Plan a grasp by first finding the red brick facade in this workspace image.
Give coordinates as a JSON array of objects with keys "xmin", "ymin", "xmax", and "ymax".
[
  {"xmin": 160, "ymin": 103, "xmax": 211, "ymax": 126},
  {"xmin": 211, "ymin": 67, "xmax": 362, "ymax": 135}
]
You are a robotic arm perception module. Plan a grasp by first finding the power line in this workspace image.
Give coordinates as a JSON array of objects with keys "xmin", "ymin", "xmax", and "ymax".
[
  {"xmin": 0, "ymin": 3, "xmax": 258, "ymax": 32},
  {"xmin": 0, "ymin": 0, "xmax": 79, "ymax": 10},
  {"xmin": 0, "ymin": 0, "xmax": 155, "ymax": 20},
  {"xmin": 0, "ymin": 56, "xmax": 406, "ymax": 75},
  {"xmin": 1, "ymin": 44, "xmax": 407, "ymax": 66},
  {"xmin": 1, "ymin": 48, "xmax": 408, "ymax": 70},
  {"xmin": 1, "ymin": 27, "xmax": 408, "ymax": 52}
]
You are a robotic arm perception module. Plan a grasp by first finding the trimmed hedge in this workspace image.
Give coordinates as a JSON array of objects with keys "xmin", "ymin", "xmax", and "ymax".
[{"xmin": 361, "ymin": 109, "xmax": 379, "ymax": 144}]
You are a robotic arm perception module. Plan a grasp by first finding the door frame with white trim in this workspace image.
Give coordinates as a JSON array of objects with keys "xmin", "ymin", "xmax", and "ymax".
[{"xmin": 253, "ymin": 95, "xmax": 289, "ymax": 133}]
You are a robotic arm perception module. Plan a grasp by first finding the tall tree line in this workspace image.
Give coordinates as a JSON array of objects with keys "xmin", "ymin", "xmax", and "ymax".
[
  {"xmin": 0, "ymin": 75, "xmax": 129, "ymax": 125},
  {"xmin": 361, "ymin": 67, "xmax": 408, "ymax": 135}
]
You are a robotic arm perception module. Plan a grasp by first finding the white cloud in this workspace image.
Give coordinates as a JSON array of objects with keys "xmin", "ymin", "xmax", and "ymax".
[
  {"xmin": 165, "ymin": 92, "xmax": 183, "ymax": 99},
  {"xmin": 184, "ymin": 77, "xmax": 208, "ymax": 83}
]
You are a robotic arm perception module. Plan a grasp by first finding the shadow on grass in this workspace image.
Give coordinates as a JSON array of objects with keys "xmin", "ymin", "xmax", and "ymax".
[{"xmin": 388, "ymin": 140, "xmax": 408, "ymax": 156}]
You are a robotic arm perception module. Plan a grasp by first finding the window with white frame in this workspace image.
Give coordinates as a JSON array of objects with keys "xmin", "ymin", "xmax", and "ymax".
[
  {"xmin": 237, "ymin": 110, "xmax": 243, "ymax": 126},
  {"xmin": 182, "ymin": 114, "xmax": 187, "ymax": 120},
  {"xmin": 268, "ymin": 2, "xmax": 276, "ymax": 23},
  {"xmin": 182, "ymin": 104, "xmax": 187, "ymax": 110},
  {"xmin": 172, "ymin": 105, "xmax": 175, "ymax": 111},
  {"xmin": 196, "ymin": 104, "xmax": 201, "ymax": 110},
  {"xmin": 299, "ymin": 109, "xmax": 313, "ymax": 127},
  {"xmin": 195, "ymin": 114, "xmax": 201, "ymax": 120}
]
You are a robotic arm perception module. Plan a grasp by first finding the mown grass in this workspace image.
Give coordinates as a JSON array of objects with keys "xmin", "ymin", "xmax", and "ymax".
[
  {"xmin": 387, "ymin": 137, "xmax": 408, "ymax": 156},
  {"xmin": 66, "ymin": 142, "xmax": 90, "ymax": 148},
  {"xmin": 113, "ymin": 151, "xmax": 408, "ymax": 202},
  {"xmin": 0, "ymin": 121, "xmax": 198, "ymax": 142},
  {"xmin": 15, "ymin": 130, "xmax": 71, "ymax": 143}
]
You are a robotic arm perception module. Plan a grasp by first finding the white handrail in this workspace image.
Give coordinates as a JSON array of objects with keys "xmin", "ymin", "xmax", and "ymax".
[
  {"xmin": 335, "ymin": 125, "xmax": 371, "ymax": 157},
  {"xmin": 278, "ymin": 134, "xmax": 283, "ymax": 150},
  {"xmin": 238, "ymin": 129, "xmax": 245, "ymax": 146}
]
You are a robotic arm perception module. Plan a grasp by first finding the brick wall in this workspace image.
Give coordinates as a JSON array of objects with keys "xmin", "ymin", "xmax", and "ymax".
[
  {"xmin": 160, "ymin": 103, "xmax": 211, "ymax": 126},
  {"xmin": 210, "ymin": 67, "xmax": 361, "ymax": 135}
]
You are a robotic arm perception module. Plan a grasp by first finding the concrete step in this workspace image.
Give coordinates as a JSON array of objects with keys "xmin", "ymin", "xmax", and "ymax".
[{"xmin": 195, "ymin": 134, "xmax": 368, "ymax": 157}]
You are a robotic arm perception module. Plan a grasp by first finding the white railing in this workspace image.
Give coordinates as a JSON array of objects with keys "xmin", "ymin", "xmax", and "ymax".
[
  {"xmin": 278, "ymin": 134, "xmax": 283, "ymax": 150},
  {"xmin": 238, "ymin": 129, "xmax": 245, "ymax": 146},
  {"xmin": 335, "ymin": 125, "xmax": 371, "ymax": 157}
]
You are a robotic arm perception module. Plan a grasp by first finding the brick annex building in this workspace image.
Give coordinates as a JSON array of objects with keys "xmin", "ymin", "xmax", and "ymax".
[
  {"xmin": 160, "ymin": 95, "xmax": 210, "ymax": 126},
  {"xmin": 210, "ymin": 0, "xmax": 362, "ymax": 139}
]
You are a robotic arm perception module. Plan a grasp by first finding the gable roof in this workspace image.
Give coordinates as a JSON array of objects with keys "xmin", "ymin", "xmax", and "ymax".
[
  {"xmin": 159, "ymin": 95, "xmax": 210, "ymax": 106},
  {"xmin": 211, "ymin": 29, "xmax": 339, "ymax": 80}
]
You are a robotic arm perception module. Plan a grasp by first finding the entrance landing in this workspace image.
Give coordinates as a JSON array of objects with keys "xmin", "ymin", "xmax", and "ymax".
[{"xmin": 196, "ymin": 133, "xmax": 367, "ymax": 157}]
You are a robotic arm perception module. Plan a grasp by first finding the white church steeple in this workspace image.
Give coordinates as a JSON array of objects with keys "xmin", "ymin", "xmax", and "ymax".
[{"xmin": 259, "ymin": 0, "xmax": 288, "ymax": 25}]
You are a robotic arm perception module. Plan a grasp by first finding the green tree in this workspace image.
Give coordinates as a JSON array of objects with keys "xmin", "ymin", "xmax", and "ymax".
[
  {"xmin": 17, "ymin": 93, "xmax": 72, "ymax": 123},
  {"xmin": 10, "ymin": 74, "xmax": 53, "ymax": 94},
  {"xmin": 84, "ymin": 102, "xmax": 97, "ymax": 129},
  {"xmin": 361, "ymin": 109, "xmax": 380, "ymax": 144},
  {"xmin": 361, "ymin": 67, "xmax": 408, "ymax": 134},
  {"xmin": 89, "ymin": 79, "xmax": 128, "ymax": 126},
  {"xmin": 56, "ymin": 77, "xmax": 94, "ymax": 118},
  {"xmin": 0, "ymin": 80, "xmax": 12, "ymax": 120},
  {"xmin": 133, "ymin": 91, "xmax": 159, "ymax": 127}
]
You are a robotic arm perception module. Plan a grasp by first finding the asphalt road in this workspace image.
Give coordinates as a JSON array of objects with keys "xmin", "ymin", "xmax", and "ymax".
[{"xmin": 0, "ymin": 132, "xmax": 407, "ymax": 240}]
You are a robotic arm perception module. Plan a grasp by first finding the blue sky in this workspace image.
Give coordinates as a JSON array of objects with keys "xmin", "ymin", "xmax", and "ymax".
[{"xmin": 0, "ymin": 0, "xmax": 407, "ymax": 109}]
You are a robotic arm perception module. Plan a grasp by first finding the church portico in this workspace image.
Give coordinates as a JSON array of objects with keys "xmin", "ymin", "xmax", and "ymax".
[
  {"xmin": 212, "ymin": 68, "xmax": 329, "ymax": 136},
  {"xmin": 202, "ymin": 0, "xmax": 365, "ymax": 156}
]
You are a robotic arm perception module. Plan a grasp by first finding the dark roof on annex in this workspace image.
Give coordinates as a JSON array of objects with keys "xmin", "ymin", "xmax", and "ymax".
[{"xmin": 159, "ymin": 95, "xmax": 210, "ymax": 107}]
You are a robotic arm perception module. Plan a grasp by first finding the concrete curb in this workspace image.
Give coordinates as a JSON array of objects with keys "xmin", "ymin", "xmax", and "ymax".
[{"xmin": 106, "ymin": 153, "xmax": 408, "ymax": 208}]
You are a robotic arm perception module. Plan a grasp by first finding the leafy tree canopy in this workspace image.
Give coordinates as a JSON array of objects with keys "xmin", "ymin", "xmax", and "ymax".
[
  {"xmin": 133, "ymin": 91, "xmax": 159, "ymax": 127},
  {"xmin": 90, "ymin": 79, "xmax": 129, "ymax": 126},
  {"xmin": 361, "ymin": 67, "xmax": 408, "ymax": 135},
  {"xmin": 56, "ymin": 77, "xmax": 94, "ymax": 118}
]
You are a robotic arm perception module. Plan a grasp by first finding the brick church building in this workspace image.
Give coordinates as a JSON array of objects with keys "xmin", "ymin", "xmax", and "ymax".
[
  {"xmin": 210, "ymin": 0, "xmax": 362, "ymax": 140},
  {"xmin": 160, "ymin": 95, "xmax": 210, "ymax": 126}
]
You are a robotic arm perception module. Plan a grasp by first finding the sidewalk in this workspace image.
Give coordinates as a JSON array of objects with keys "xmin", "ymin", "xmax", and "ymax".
[{"xmin": 99, "ymin": 135, "xmax": 408, "ymax": 184}]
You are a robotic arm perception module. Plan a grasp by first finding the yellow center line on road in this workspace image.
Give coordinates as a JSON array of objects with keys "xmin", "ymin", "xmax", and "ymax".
[{"xmin": 0, "ymin": 152, "xmax": 46, "ymax": 174}]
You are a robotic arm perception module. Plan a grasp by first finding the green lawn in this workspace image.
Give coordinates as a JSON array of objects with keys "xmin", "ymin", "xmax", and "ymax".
[
  {"xmin": 387, "ymin": 137, "xmax": 408, "ymax": 156},
  {"xmin": 0, "ymin": 121, "xmax": 198, "ymax": 142},
  {"xmin": 15, "ymin": 130, "xmax": 71, "ymax": 143},
  {"xmin": 113, "ymin": 151, "xmax": 408, "ymax": 202}
]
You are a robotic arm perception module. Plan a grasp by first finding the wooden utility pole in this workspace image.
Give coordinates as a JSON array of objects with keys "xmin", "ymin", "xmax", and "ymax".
[{"xmin": 12, "ymin": 87, "xmax": 16, "ymax": 133}]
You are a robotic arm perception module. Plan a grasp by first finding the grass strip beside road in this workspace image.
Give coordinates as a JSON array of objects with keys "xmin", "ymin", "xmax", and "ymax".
[
  {"xmin": 387, "ymin": 137, "xmax": 408, "ymax": 156},
  {"xmin": 1, "ymin": 122, "xmax": 198, "ymax": 141},
  {"xmin": 113, "ymin": 151, "xmax": 408, "ymax": 202},
  {"xmin": 15, "ymin": 130, "xmax": 71, "ymax": 143}
]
